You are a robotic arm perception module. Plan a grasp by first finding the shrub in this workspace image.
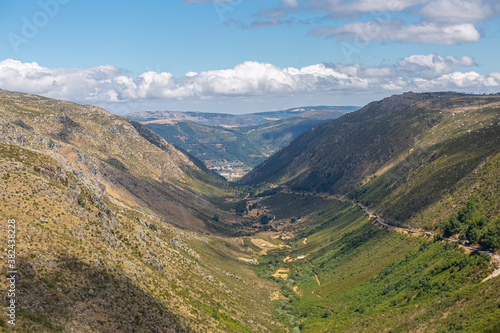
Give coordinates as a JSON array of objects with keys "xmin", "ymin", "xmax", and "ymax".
[{"xmin": 212, "ymin": 311, "xmax": 220, "ymax": 320}]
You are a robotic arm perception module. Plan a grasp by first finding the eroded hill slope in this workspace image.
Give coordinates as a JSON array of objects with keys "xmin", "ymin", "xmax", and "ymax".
[
  {"xmin": 0, "ymin": 89, "xmax": 248, "ymax": 234},
  {"xmin": 242, "ymin": 92, "xmax": 500, "ymax": 244}
]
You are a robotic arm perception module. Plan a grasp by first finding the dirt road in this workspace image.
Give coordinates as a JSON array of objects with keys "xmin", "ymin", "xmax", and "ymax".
[{"xmin": 282, "ymin": 189, "xmax": 500, "ymax": 281}]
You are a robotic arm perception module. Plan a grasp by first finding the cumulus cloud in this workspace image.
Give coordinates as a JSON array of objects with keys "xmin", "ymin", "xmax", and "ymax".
[
  {"xmin": 308, "ymin": 0, "xmax": 428, "ymax": 16},
  {"xmin": 396, "ymin": 54, "xmax": 477, "ymax": 77},
  {"xmin": 0, "ymin": 59, "xmax": 123, "ymax": 101},
  {"xmin": 0, "ymin": 57, "xmax": 498, "ymax": 107},
  {"xmin": 325, "ymin": 54, "xmax": 477, "ymax": 79},
  {"xmin": 413, "ymin": 71, "xmax": 500, "ymax": 90},
  {"xmin": 309, "ymin": 20, "xmax": 481, "ymax": 45},
  {"xmin": 232, "ymin": 0, "xmax": 497, "ymax": 44},
  {"xmin": 418, "ymin": 0, "xmax": 494, "ymax": 23}
]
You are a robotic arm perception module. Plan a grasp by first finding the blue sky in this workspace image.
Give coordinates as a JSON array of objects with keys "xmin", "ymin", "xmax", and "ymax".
[{"xmin": 0, "ymin": 0, "xmax": 499, "ymax": 114}]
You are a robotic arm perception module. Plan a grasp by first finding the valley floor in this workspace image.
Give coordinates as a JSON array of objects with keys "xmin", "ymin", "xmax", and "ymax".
[
  {"xmin": 2, "ymin": 91, "xmax": 500, "ymax": 332},
  {"xmin": 240, "ymin": 191, "xmax": 500, "ymax": 333},
  {"xmin": 1, "ymin": 144, "xmax": 499, "ymax": 333}
]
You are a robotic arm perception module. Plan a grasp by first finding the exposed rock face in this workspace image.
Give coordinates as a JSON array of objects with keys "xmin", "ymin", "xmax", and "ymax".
[
  {"xmin": 0, "ymin": 88, "xmax": 230, "ymax": 234},
  {"xmin": 0, "ymin": 89, "xmax": 280, "ymax": 333}
]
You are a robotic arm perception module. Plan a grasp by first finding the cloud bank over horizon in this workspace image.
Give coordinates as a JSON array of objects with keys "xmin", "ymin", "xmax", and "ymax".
[{"xmin": 0, "ymin": 55, "xmax": 498, "ymax": 112}]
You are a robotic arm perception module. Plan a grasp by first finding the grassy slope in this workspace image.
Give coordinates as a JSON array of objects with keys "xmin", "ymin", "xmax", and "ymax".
[
  {"xmin": 254, "ymin": 194, "xmax": 500, "ymax": 333},
  {"xmin": 0, "ymin": 89, "xmax": 254, "ymax": 235},
  {"xmin": 144, "ymin": 121, "xmax": 266, "ymax": 167},
  {"xmin": 242, "ymin": 111, "xmax": 346, "ymax": 156},
  {"xmin": 142, "ymin": 110, "xmax": 346, "ymax": 170},
  {"xmin": 240, "ymin": 93, "xmax": 500, "ymax": 331},
  {"xmin": 242, "ymin": 93, "xmax": 500, "ymax": 243},
  {"xmin": 0, "ymin": 142, "xmax": 284, "ymax": 332}
]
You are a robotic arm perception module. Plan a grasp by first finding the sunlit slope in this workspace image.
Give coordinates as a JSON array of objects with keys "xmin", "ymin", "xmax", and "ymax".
[
  {"xmin": 242, "ymin": 92, "xmax": 500, "ymax": 237},
  {"xmin": 254, "ymin": 193, "xmax": 500, "ymax": 332},
  {"xmin": 0, "ymin": 143, "xmax": 283, "ymax": 332},
  {"xmin": 0, "ymin": 89, "xmax": 248, "ymax": 234}
]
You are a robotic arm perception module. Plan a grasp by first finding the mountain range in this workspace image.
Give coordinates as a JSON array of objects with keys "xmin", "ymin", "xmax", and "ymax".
[
  {"xmin": 1, "ymin": 89, "xmax": 499, "ymax": 332},
  {"xmin": 125, "ymin": 106, "xmax": 359, "ymax": 178},
  {"xmin": 126, "ymin": 106, "xmax": 359, "ymax": 127}
]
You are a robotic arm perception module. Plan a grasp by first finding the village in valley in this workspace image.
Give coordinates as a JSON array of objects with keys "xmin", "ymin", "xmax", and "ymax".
[{"xmin": 205, "ymin": 160, "xmax": 250, "ymax": 180}]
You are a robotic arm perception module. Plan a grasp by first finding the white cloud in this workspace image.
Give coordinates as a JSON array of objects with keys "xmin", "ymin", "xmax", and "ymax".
[
  {"xmin": 240, "ymin": 0, "xmax": 496, "ymax": 44},
  {"xmin": 0, "ymin": 57, "xmax": 497, "ymax": 108},
  {"xmin": 413, "ymin": 71, "xmax": 500, "ymax": 90},
  {"xmin": 308, "ymin": 0, "xmax": 496, "ymax": 21},
  {"xmin": 324, "ymin": 54, "xmax": 477, "ymax": 80},
  {"xmin": 418, "ymin": 0, "xmax": 494, "ymax": 23},
  {"xmin": 0, "ymin": 59, "xmax": 123, "ymax": 101},
  {"xmin": 396, "ymin": 54, "xmax": 477, "ymax": 77},
  {"xmin": 283, "ymin": 0, "xmax": 299, "ymax": 8},
  {"xmin": 308, "ymin": 0, "xmax": 428, "ymax": 15},
  {"xmin": 309, "ymin": 20, "xmax": 481, "ymax": 45},
  {"xmin": 185, "ymin": 0, "xmax": 497, "ymax": 44}
]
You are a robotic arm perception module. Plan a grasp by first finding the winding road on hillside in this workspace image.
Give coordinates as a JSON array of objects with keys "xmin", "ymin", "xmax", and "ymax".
[{"xmin": 281, "ymin": 189, "xmax": 500, "ymax": 281}]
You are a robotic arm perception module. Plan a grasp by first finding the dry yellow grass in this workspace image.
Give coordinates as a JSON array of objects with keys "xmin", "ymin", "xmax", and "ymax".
[
  {"xmin": 293, "ymin": 286, "xmax": 304, "ymax": 296},
  {"xmin": 250, "ymin": 238, "xmax": 289, "ymax": 254},
  {"xmin": 237, "ymin": 257, "xmax": 258, "ymax": 264},
  {"xmin": 272, "ymin": 268, "xmax": 290, "ymax": 279},
  {"xmin": 270, "ymin": 290, "xmax": 286, "ymax": 301}
]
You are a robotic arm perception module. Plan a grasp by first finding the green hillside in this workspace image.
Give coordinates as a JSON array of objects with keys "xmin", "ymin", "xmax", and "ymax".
[
  {"xmin": 252, "ymin": 193, "xmax": 500, "ymax": 332},
  {"xmin": 237, "ymin": 93, "xmax": 500, "ymax": 332},
  {"xmin": 1, "ymin": 89, "xmax": 500, "ymax": 333},
  {"xmin": 142, "ymin": 120, "xmax": 266, "ymax": 169},
  {"xmin": 140, "ymin": 109, "xmax": 347, "ymax": 177},
  {"xmin": 242, "ymin": 92, "xmax": 500, "ymax": 243}
]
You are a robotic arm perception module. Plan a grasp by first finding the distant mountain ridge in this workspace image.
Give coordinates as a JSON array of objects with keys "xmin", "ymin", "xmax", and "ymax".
[
  {"xmin": 125, "ymin": 105, "xmax": 359, "ymax": 127},
  {"xmin": 125, "ymin": 106, "xmax": 359, "ymax": 178}
]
